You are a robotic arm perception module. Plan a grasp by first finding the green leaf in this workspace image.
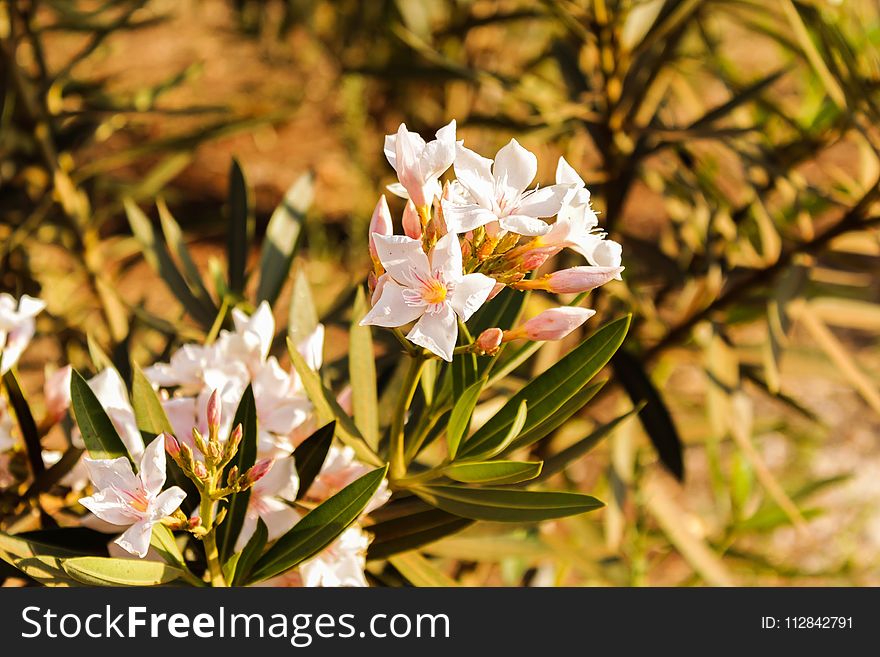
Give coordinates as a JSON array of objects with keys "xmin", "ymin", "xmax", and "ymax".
[
  {"xmin": 444, "ymin": 460, "xmax": 543, "ymax": 485},
  {"xmin": 287, "ymin": 338, "xmax": 381, "ymax": 466},
  {"xmin": 257, "ymin": 174, "xmax": 313, "ymax": 305},
  {"xmin": 412, "ymin": 485, "xmax": 604, "ymax": 522},
  {"xmin": 0, "ymin": 530, "xmax": 80, "ymax": 564},
  {"xmin": 227, "ymin": 158, "xmax": 253, "ymax": 296},
  {"xmin": 124, "ymin": 198, "xmax": 216, "ymax": 329},
  {"xmin": 288, "ymin": 269, "xmax": 318, "ymax": 345},
  {"xmin": 459, "ymin": 316, "xmax": 630, "ymax": 459},
  {"xmin": 349, "ymin": 288, "xmax": 379, "ymax": 449},
  {"xmin": 537, "ymin": 404, "xmax": 642, "ymax": 483},
  {"xmin": 62, "ymin": 556, "xmax": 183, "ymax": 586},
  {"xmin": 12, "ymin": 556, "xmax": 81, "ymax": 587},
  {"xmin": 446, "ymin": 377, "xmax": 485, "ymax": 460},
  {"xmin": 157, "ymin": 198, "xmax": 217, "ymax": 312},
  {"xmin": 2, "ymin": 370, "xmax": 44, "ymax": 477},
  {"xmin": 612, "ymin": 348, "xmax": 684, "ymax": 480},
  {"xmin": 70, "ymin": 369, "xmax": 131, "ymax": 461},
  {"xmin": 451, "ymin": 324, "xmax": 479, "ymax": 400},
  {"xmin": 507, "ymin": 381, "xmax": 604, "ymax": 453},
  {"xmin": 251, "ymin": 465, "xmax": 388, "ymax": 582},
  {"xmin": 218, "ymin": 385, "xmax": 258, "ymax": 562},
  {"xmin": 389, "ymin": 551, "xmax": 458, "ymax": 587},
  {"xmin": 149, "ymin": 524, "xmax": 187, "ymax": 570},
  {"xmin": 463, "ymin": 400, "xmax": 527, "ymax": 461},
  {"xmin": 294, "ymin": 421, "xmax": 334, "ymax": 500},
  {"xmin": 232, "ymin": 519, "xmax": 268, "ymax": 586},
  {"xmin": 367, "ymin": 504, "xmax": 472, "ymax": 561}
]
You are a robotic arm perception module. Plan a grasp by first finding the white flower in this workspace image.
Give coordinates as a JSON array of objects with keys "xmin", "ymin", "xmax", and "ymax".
[
  {"xmin": 304, "ymin": 445, "xmax": 390, "ymax": 515},
  {"xmin": 384, "ymin": 121, "xmax": 457, "ymax": 209},
  {"xmin": 0, "ymin": 294, "xmax": 45, "ymax": 374},
  {"xmin": 442, "ymin": 140, "xmax": 573, "ymax": 237},
  {"xmin": 252, "ymin": 358, "xmax": 312, "ymax": 456},
  {"xmin": 79, "ymin": 437, "xmax": 186, "ymax": 558},
  {"xmin": 88, "ymin": 368, "xmax": 145, "ymax": 460},
  {"xmin": 299, "ymin": 526, "xmax": 371, "ymax": 587},
  {"xmin": 538, "ymin": 157, "xmax": 622, "ymax": 271},
  {"xmin": 360, "ymin": 232, "xmax": 496, "ymax": 361},
  {"xmin": 235, "ymin": 456, "xmax": 300, "ymax": 552}
]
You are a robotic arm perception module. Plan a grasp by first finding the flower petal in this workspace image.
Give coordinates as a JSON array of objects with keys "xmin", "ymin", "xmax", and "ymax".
[
  {"xmin": 259, "ymin": 496, "xmax": 302, "ymax": 542},
  {"xmin": 83, "ymin": 456, "xmax": 139, "ymax": 493},
  {"xmin": 493, "ymin": 138, "xmax": 537, "ymax": 198},
  {"xmin": 152, "ymin": 486, "xmax": 186, "ymax": 519},
  {"xmin": 372, "ymin": 233, "xmax": 430, "ymax": 283},
  {"xmin": 360, "ymin": 280, "xmax": 424, "ymax": 328},
  {"xmin": 138, "ymin": 434, "xmax": 168, "ymax": 497},
  {"xmin": 499, "ymin": 215, "xmax": 552, "ymax": 237},
  {"xmin": 383, "ymin": 123, "xmax": 425, "ymax": 173},
  {"xmin": 555, "ymin": 156, "xmax": 585, "ymax": 186},
  {"xmin": 516, "ymin": 183, "xmax": 571, "ymax": 218},
  {"xmin": 587, "ymin": 239, "xmax": 623, "ymax": 271},
  {"xmin": 255, "ymin": 456, "xmax": 299, "ymax": 501},
  {"xmin": 407, "ymin": 304, "xmax": 457, "ymax": 361},
  {"xmin": 418, "ymin": 119, "xmax": 456, "ymax": 181},
  {"xmin": 450, "ymin": 273, "xmax": 496, "ymax": 321},
  {"xmin": 453, "ymin": 144, "xmax": 495, "ymax": 209},
  {"xmin": 429, "ymin": 232, "xmax": 462, "ymax": 283},
  {"xmin": 79, "ymin": 488, "xmax": 140, "ymax": 526},
  {"xmin": 440, "ymin": 200, "xmax": 498, "ymax": 234},
  {"xmin": 115, "ymin": 520, "xmax": 154, "ymax": 558}
]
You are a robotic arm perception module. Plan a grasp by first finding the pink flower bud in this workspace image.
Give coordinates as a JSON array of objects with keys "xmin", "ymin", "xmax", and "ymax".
[
  {"xmin": 486, "ymin": 281, "xmax": 505, "ymax": 301},
  {"xmin": 193, "ymin": 461, "xmax": 208, "ymax": 480},
  {"xmin": 402, "ymin": 200, "xmax": 422, "ymax": 239},
  {"xmin": 521, "ymin": 247, "xmax": 557, "ymax": 271},
  {"xmin": 163, "ymin": 432, "xmax": 180, "ymax": 458},
  {"xmin": 229, "ymin": 423, "xmax": 243, "ymax": 445},
  {"xmin": 206, "ymin": 389, "xmax": 221, "ymax": 432},
  {"xmin": 543, "ymin": 266, "xmax": 623, "ymax": 294},
  {"xmin": 369, "ymin": 195, "xmax": 393, "ymax": 261},
  {"xmin": 476, "ymin": 328, "xmax": 503, "ymax": 355},
  {"xmin": 519, "ymin": 307, "xmax": 596, "ymax": 341},
  {"xmin": 246, "ymin": 458, "xmax": 274, "ymax": 484}
]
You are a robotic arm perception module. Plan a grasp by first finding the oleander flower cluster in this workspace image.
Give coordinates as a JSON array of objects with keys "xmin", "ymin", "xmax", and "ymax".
[{"xmin": 363, "ymin": 121, "xmax": 623, "ymax": 360}]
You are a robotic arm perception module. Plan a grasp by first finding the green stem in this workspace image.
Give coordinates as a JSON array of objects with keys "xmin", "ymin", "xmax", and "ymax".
[
  {"xmin": 389, "ymin": 356, "xmax": 425, "ymax": 481},
  {"xmin": 199, "ymin": 492, "xmax": 226, "ymax": 587}
]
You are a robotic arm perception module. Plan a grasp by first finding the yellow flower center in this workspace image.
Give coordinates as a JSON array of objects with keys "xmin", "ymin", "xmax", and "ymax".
[{"xmin": 422, "ymin": 279, "xmax": 448, "ymax": 305}]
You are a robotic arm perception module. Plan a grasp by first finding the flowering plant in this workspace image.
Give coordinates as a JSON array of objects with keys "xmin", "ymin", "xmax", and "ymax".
[{"xmin": 0, "ymin": 122, "xmax": 628, "ymax": 587}]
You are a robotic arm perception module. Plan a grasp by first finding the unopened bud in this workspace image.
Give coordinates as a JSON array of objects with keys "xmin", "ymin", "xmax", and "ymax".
[
  {"xmin": 402, "ymin": 200, "xmax": 422, "ymax": 239},
  {"xmin": 179, "ymin": 442, "xmax": 194, "ymax": 468},
  {"xmin": 369, "ymin": 195, "xmax": 393, "ymax": 262},
  {"xmin": 245, "ymin": 458, "xmax": 273, "ymax": 485},
  {"xmin": 225, "ymin": 423, "xmax": 243, "ymax": 459},
  {"xmin": 475, "ymin": 328, "xmax": 503, "ymax": 356},
  {"xmin": 192, "ymin": 427, "xmax": 207, "ymax": 454},
  {"xmin": 193, "ymin": 461, "xmax": 208, "ymax": 480},
  {"xmin": 541, "ymin": 266, "xmax": 623, "ymax": 294},
  {"xmin": 227, "ymin": 465, "xmax": 239, "ymax": 487},
  {"xmin": 189, "ymin": 516, "xmax": 202, "ymax": 529},
  {"xmin": 511, "ymin": 307, "xmax": 596, "ymax": 342},
  {"xmin": 206, "ymin": 389, "xmax": 222, "ymax": 432},
  {"xmin": 163, "ymin": 432, "xmax": 180, "ymax": 459}
]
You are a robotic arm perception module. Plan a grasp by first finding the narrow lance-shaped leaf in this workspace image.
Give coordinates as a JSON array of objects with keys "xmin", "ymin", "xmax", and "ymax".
[
  {"xmin": 413, "ymin": 485, "xmax": 604, "ymax": 522},
  {"xmin": 227, "ymin": 158, "xmax": 253, "ymax": 296},
  {"xmin": 70, "ymin": 369, "xmax": 130, "ymax": 461},
  {"xmin": 218, "ymin": 385, "xmax": 258, "ymax": 562},
  {"xmin": 293, "ymin": 421, "xmax": 335, "ymax": 500},
  {"xmin": 389, "ymin": 551, "xmax": 459, "ymax": 587},
  {"xmin": 231, "ymin": 518, "xmax": 268, "ymax": 586},
  {"xmin": 2, "ymin": 370, "xmax": 44, "ymax": 477},
  {"xmin": 288, "ymin": 269, "xmax": 318, "ymax": 345},
  {"xmin": 250, "ymin": 465, "xmax": 388, "ymax": 583},
  {"xmin": 287, "ymin": 338, "xmax": 382, "ymax": 466},
  {"xmin": 257, "ymin": 174, "xmax": 313, "ymax": 305},
  {"xmin": 157, "ymin": 198, "xmax": 217, "ymax": 312},
  {"xmin": 443, "ymin": 460, "xmax": 543, "ymax": 485},
  {"xmin": 62, "ymin": 557, "xmax": 183, "ymax": 586},
  {"xmin": 349, "ymin": 288, "xmax": 379, "ymax": 449},
  {"xmin": 446, "ymin": 377, "xmax": 485, "ymax": 460}
]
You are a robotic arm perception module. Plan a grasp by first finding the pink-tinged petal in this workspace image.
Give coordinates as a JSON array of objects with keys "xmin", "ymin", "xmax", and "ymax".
[
  {"xmin": 385, "ymin": 182, "xmax": 409, "ymax": 199},
  {"xmin": 429, "ymin": 232, "xmax": 462, "ymax": 283},
  {"xmin": 368, "ymin": 196, "xmax": 393, "ymax": 260},
  {"xmin": 407, "ymin": 304, "xmax": 457, "ymax": 361},
  {"xmin": 450, "ymin": 273, "xmax": 496, "ymax": 321},
  {"xmin": 151, "ymin": 486, "xmax": 186, "ymax": 519},
  {"xmin": 360, "ymin": 280, "xmax": 424, "ymax": 328},
  {"xmin": 234, "ymin": 511, "xmax": 259, "ymax": 553},
  {"xmin": 371, "ymin": 273, "xmax": 389, "ymax": 306},
  {"xmin": 555, "ymin": 156, "xmax": 585, "ymax": 186},
  {"xmin": 161, "ymin": 397, "xmax": 197, "ymax": 447},
  {"xmin": 499, "ymin": 215, "xmax": 552, "ymax": 237},
  {"xmin": 453, "ymin": 144, "xmax": 495, "ymax": 208},
  {"xmin": 516, "ymin": 184, "xmax": 571, "ymax": 218},
  {"xmin": 232, "ymin": 301, "xmax": 275, "ymax": 361},
  {"xmin": 83, "ymin": 456, "xmax": 139, "ymax": 493},
  {"xmin": 115, "ymin": 520, "xmax": 154, "ymax": 558},
  {"xmin": 80, "ymin": 488, "xmax": 141, "ymax": 526},
  {"xmin": 371, "ymin": 233, "xmax": 430, "ymax": 283},
  {"xmin": 0, "ymin": 319, "xmax": 35, "ymax": 374},
  {"xmin": 138, "ymin": 434, "xmax": 168, "ymax": 497},
  {"xmin": 297, "ymin": 323, "xmax": 325, "ymax": 370},
  {"xmin": 257, "ymin": 496, "xmax": 302, "ymax": 543},
  {"xmin": 255, "ymin": 456, "xmax": 299, "ymax": 501},
  {"xmin": 441, "ymin": 200, "xmax": 498, "ymax": 234},
  {"xmin": 493, "ymin": 138, "xmax": 537, "ymax": 198},
  {"xmin": 383, "ymin": 124, "xmax": 425, "ymax": 173},
  {"xmin": 520, "ymin": 307, "xmax": 596, "ymax": 341},
  {"xmin": 395, "ymin": 124, "xmax": 428, "ymax": 208},
  {"xmin": 587, "ymin": 239, "xmax": 623, "ymax": 271},
  {"xmin": 44, "ymin": 365, "xmax": 72, "ymax": 421},
  {"xmin": 418, "ymin": 119, "xmax": 456, "ymax": 181}
]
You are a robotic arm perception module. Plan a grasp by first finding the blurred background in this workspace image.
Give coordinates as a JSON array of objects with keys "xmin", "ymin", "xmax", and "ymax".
[{"xmin": 2, "ymin": 0, "xmax": 880, "ymax": 585}]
